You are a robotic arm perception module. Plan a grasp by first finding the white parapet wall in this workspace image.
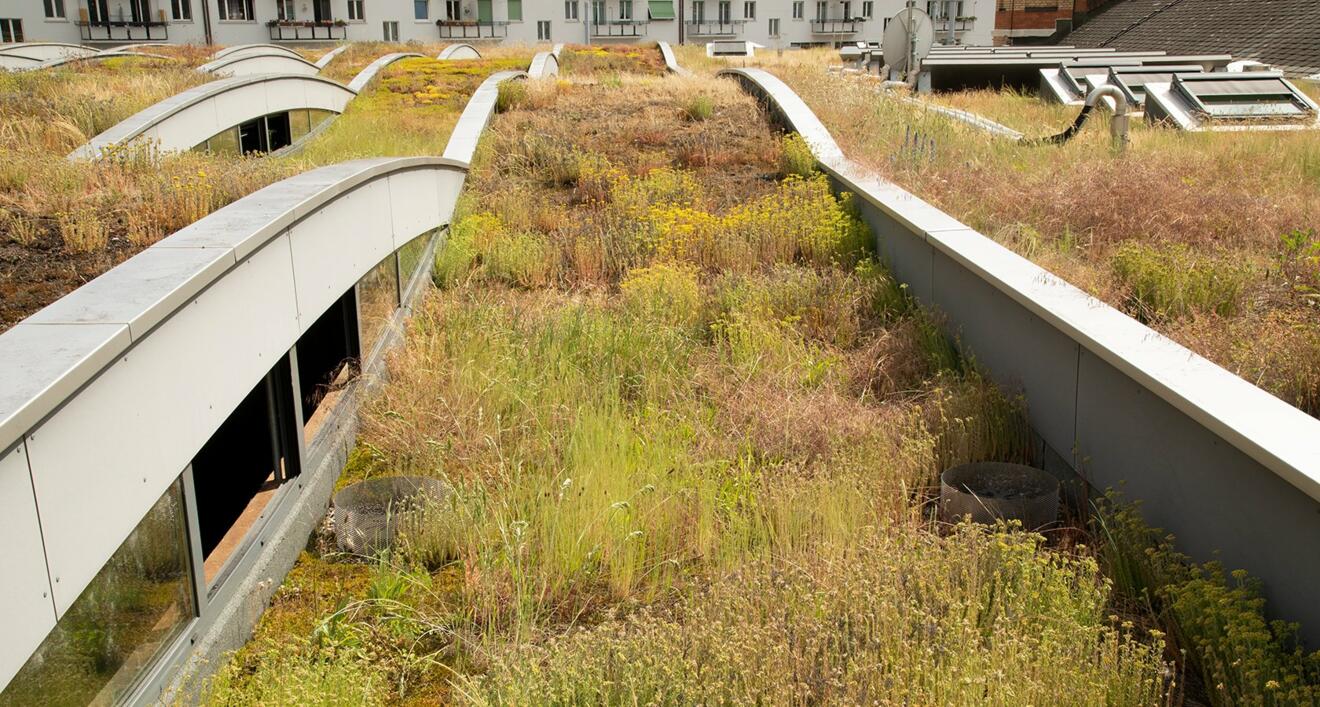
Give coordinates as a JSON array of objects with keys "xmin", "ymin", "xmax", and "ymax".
[
  {"xmin": 346, "ymin": 52, "xmax": 425, "ymax": 93},
  {"xmin": 197, "ymin": 51, "xmax": 321, "ymax": 78},
  {"xmin": 210, "ymin": 43, "xmax": 305, "ymax": 61},
  {"xmin": 68, "ymin": 74, "xmax": 357, "ymax": 160},
  {"xmin": 437, "ymin": 43, "xmax": 482, "ymax": 60},
  {"xmin": 0, "ymin": 156, "xmax": 467, "ymax": 694},
  {"xmin": 719, "ymin": 67, "xmax": 1320, "ymax": 643}
]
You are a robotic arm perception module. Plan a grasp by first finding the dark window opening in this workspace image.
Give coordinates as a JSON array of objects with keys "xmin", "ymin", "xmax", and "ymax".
[
  {"xmin": 0, "ymin": 18, "xmax": 23, "ymax": 42},
  {"xmin": 297, "ymin": 289, "xmax": 360, "ymax": 437},
  {"xmin": 190, "ymin": 356, "xmax": 300, "ymax": 588}
]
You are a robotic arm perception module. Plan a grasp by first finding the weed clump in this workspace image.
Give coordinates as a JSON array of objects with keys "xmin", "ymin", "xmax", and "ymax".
[
  {"xmin": 1112, "ymin": 242, "xmax": 1253, "ymax": 321},
  {"xmin": 681, "ymin": 94, "xmax": 714, "ymax": 122},
  {"xmin": 1096, "ymin": 495, "xmax": 1320, "ymax": 706},
  {"xmin": 779, "ymin": 132, "xmax": 818, "ymax": 179}
]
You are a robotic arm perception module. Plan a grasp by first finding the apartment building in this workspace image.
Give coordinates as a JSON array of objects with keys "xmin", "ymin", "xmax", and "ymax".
[{"xmin": 3, "ymin": 0, "xmax": 992, "ymax": 49}]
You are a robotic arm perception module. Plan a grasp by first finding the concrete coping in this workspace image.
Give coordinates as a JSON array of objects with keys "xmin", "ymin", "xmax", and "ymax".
[
  {"xmin": 0, "ymin": 42, "xmax": 98, "ymax": 59},
  {"xmin": 347, "ymin": 52, "xmax": 425, "ymax": 93},
  {"xmin": 528, "ymin": 51, "xmax": 558, "ymax": 78},
  {"xmin": 437, "ymin": 43, "xmax": 482, "ymax": 60},
  {"xmin": 658, "ymin": 41, "xmax": 690, "ymax": 75},
  {"xmin": 442, "ymin": 69, "xmax": 528, "ymax": 165},
  {"xmin": 34, "ymin": 51, "xmax": 173, "ymax": 71},
  {"xmin": 551, "ymin": 43, "xmax": 564, "ymax": 58},
  {"xmin": 717, "ymin": 67, "xmax": 1320, "ymax": 503},
  {"xmin": 314, "ymin": 44, "xmax": 350, "ymax": 70},
  {"xmin": 212, "ymin": 43, "xmax": 305, "ymax": 60},
  {"xmin": 196, "ymin": 51, "xmax": 320, "ymax": 75},
  {"xmin": 68, "ymin": 73, "xmax": 357, "ymax": 161},
  {"xmin": 0, "ymin": 157, "xmax": 468, "ymax": 458}
]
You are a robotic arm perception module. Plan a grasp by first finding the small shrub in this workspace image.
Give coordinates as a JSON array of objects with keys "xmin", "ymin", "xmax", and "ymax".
[
  {"xmin": 620, "ymin": 263, "xmax": 703, "ymax": 328},
  {"xmin": 1095, "ymin": 494, "xmax": 1320, "ymax": 706},
  {"xmin": 495, "ymin": 79, "xmax": 528, "ymax": 112},
  {"xmin": 779, "ymin": 132, "xmax": 817, "ymax": 179},
  {"xmin": 1112, "ymin": 242, "xmax": 1253, "ymax": 320},
  {"xmin": 682, "ymin": 94, "xmax": 714, "ymax": 122}
]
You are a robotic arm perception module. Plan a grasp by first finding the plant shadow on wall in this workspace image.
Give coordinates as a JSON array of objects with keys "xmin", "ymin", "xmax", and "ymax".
[{"xmin": 204, "ymin": 75, "xmax": 1182, "ymax": 705}]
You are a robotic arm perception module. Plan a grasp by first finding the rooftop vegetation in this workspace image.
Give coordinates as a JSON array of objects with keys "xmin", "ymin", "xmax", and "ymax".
[
  {"xmin": 201, "ymin": 70, "xmax": 1192, "ymax": 705},
  {"xmin": 0, "ymin": 49, "xmax": 528, "ymax": 332},
  {"xmin": 768, "ymin": 62, "xmax": 1320, "ymax": 418}
]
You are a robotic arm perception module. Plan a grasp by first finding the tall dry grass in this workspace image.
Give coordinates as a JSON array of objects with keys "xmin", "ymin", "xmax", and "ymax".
[
  {"xmin": 207, "ymin": 74, "xmax": 1176, "ymax": 704},
  {"xmin": 772, "ymin": 64, "xmax": 1320, "ymax": 415}
]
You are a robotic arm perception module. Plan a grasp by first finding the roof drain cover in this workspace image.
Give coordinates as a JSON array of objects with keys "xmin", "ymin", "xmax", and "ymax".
[
  {"xmin": 939, "ymin": 462, "xmax": 1059, "ymax": 530},
  {"xmin": 332, "ymin": 476, "xmax": 451, "ymax": 556}
]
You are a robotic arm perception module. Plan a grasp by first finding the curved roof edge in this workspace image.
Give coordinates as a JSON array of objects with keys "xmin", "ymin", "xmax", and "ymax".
[
  {"xmin": 197, "ymin": 51, "xmax": 320, "ymax": 76},
  {"xmin": 658, "ymin": 41, "xmax": 689, "ymax": 75},
  {"xmin": 212, "ymin": 43, "xmax": 305, "ymax": 60},
  {"xmin": 314, "ymin": 44, "xmax": 351, "ymax": 69},
  {"xmin": 69, "ymin": 73, "xmax": 357, "ymax": 160},
  {"xmin": 0, "ymin": 157, "xmax": 466, "ymax": 460},
  {"xmin": 0, "ymin": 42, "xmax": 98, "ymax": 60},
  {"xmin": 528, "ymin": 51, "xmax": 559, "ymax": 78},
  {"xmin": 34, "ymin": 51, "xmax": 172, "ymax": 71},
  {"xmin": 347, "ymin": 52, "xmax": 425, "ymax": 93},
  {"xmin": 438, "ymin": 43, "xmax": 481, "ymax": 60},
  {"xmin": 442, "ymin": 69, "xmax": 528, "ymax": 165},
  {"xmin": 718, "ymin": 66, "xmax": 1320, "ymax": 503}
]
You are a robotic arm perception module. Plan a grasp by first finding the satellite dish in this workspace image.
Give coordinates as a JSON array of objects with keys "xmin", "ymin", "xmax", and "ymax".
[{"xmin": 882, "ymin": 6, "xmax": 933, "ymax": 75}]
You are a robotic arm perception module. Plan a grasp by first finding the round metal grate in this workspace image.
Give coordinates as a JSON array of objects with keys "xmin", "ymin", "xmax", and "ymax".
[{"xmin": 332, "ymin": 476, "xmax": 451, "ymax": 556}]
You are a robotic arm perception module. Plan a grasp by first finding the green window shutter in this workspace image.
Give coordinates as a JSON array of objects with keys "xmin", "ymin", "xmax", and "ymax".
[
  {"xmin": 648, "ymin": 0, "xmax": 674, "ymax": 18},
  {"xmin": 508, "ymin": 0, "xmax": 522, "ymax": 20}
]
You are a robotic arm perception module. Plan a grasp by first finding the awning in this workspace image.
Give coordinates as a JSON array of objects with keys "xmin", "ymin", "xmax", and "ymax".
[{"xmin": 648, "ymin": 0, "xmax": 675, "ymax": 20}]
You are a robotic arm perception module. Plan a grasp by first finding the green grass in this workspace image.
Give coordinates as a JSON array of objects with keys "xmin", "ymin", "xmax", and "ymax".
[{"xmin": 207, "ymin": 75, "xmax": 1180, "ymax": 704}]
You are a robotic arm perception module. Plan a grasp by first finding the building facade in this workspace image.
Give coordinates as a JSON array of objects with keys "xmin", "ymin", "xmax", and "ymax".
[
  {"xmin": 992, "ymin": 0, "xmax": 1113, "ymax": 45},
  {"xmin": 4, "ymin": 0, "xmax": 992, "ymax": 49}
]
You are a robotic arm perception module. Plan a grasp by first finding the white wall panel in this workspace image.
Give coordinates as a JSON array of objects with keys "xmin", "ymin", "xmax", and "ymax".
[
  {"xmin": 289, "ymin": 183, "xmax": 397, "ymax": 326},
  {"xmin": 144, "ymin": 98, "xmax": 223, "ymax": 152},
  {"xmin": 0, "ymin": 443, "xmax": 57, "ymax": 689},
  {"xmin": 386, "ymin": 170, "xmax": 445, "ymax": 248},
  {"xmin": 27, "ymin": 238, "xmax": 301, "ymax": 614}
]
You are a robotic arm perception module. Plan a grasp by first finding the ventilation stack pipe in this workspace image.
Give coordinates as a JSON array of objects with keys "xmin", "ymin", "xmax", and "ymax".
[{"xmin": 1022, "ymin": 84, "xmax": 1130, "ymax": 153}]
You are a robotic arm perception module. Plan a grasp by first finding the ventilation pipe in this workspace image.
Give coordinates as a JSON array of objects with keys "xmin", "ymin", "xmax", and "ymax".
[{"xmin": 1022, "ymin": 84, "xmax": 1130, "ymax": 153}]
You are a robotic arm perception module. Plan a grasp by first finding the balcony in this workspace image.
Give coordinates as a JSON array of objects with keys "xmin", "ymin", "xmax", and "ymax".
[
  {"xmin": 810, "ymin": 18, "xmax": 862, "ymax": 34},
  {"xmin": 932, "ymin": 16, "xmax": 974, "ymax": 33},
  {"xmin": 77, "ymin": 20, "xmax": 169, "ymax": 41},
  {"xmin": 267, "ymin": 21, "xmax": 347, "ymax": 40},
  {"xmin": 686, "ymin": 20, "xmax": 744, "ymax": 36},
  {"xmin": 590, "ymin": 20, "xmax": 648, "ymax": 37},
  {"xmin": 436, "ymin": 20, "xmax": 509, "ymax": 39}
]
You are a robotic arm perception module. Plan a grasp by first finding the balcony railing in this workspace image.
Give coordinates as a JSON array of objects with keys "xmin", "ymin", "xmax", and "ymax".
[
  {"xmin": 77, "ymin": 20, "xmax": 169, "ymax": 41},
  {"xmin": 810, "ymin": 18, "xmax": 862, "ymax": 33},
  {"xmin": 267, "ymin": 21, "xmax": 347, "ymax": 40},
  {"xmin": 436, "ymin": 20, "xmax": 509, "ymax": 38},
  {"xmin": 686, "ymin": 20, "xmax": 744, "ymax": 36},
  {"xmin": 932, "ymin": 16, "xmax": 974, "ymax": 32},
  {"xmin": 590, "ymin": 19, "xmax": 648, "ymax": 36}
]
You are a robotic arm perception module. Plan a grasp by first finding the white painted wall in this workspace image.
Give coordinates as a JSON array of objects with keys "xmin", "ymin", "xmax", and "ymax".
[{"xmin": 9, "ymin": 0, "xmax": 992, "ymax": 48}]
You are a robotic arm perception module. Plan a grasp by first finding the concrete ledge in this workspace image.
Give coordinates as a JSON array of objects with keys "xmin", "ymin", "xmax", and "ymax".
[
  {"xmin": 212, "ymin": 43, "xmax": 305, "ymax": 61},
  {"xmin": 658, "ymin": 41, "xmax": 689, "ymax": 75},
  {"xmin": 528, "ymin": 50, "xmax": 558, "ymax": 78},
  {"xmin": 314, "ymin": 44, "xmax": 350, "ymax": 70},
  {"xmin": 68, "ymin": 73, "xmax": 357, "ymax": 160},
  {"xmin": 197, "ymin": 51, "xmax": 320, "ymax": 77},
  {"xmin": 29, "ymin": 51, "xmax": 173, "ymax": 71},
  {"xmin": 347, "ymin": 52, "xmax": 424, "ymax": 93},
  {"xmin": 0, "ymin": 42, "xmax": 98, "ymax": 62},
  {"xmin": 442, "ymin": 69, "xmax": 528, "ymax": 165},
  {"xmin": 438, "ymin": 43, "xmax": 481, "ymax": 60},
  {"xmin": 720, "ymin": 66, "xmax": 1320, "ymax": 642}
]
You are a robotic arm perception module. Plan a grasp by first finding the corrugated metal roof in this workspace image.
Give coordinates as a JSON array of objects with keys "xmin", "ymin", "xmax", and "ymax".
[{"xmin": 1065, "ymin": 0, "xmax": 1320, "ymax": 76}]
